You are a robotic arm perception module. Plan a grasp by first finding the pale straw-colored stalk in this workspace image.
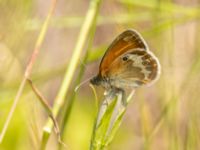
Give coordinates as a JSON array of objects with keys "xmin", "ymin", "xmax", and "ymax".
[
  {"xmin": 40, "ymin": 0, "xmax": 102, "ymax": 148},
  {"xmin": 0, "ymin": 0, "xmax": 58, "ymax": 143}
]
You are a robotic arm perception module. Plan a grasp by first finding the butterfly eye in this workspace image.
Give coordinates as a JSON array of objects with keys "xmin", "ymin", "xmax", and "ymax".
[{"xmin": 122, "ymin": 56, "xmax": 129, "ymax": 61}]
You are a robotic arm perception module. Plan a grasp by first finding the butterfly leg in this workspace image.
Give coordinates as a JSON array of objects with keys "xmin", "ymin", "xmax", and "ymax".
[
  {"xmin": 27, "ymin": 79, "xmax": 68, "ymax": 149},
  {"xmin": 103, "ymin": 88, "xmax": 116, "ymax": 106},
  {"xmin": 109, "ymin": 88, "xmax": 127, "ymax": 107},
  {"xmin": 116, "ymin": 88, "xmax": 127, "ymax": 107},
  {"xmin": 103, "ymin": 88, "xmax": 127, "ymax": 107}
]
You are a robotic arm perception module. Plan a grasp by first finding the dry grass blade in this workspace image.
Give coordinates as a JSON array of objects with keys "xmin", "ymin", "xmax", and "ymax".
[
  {"xmin": 0, "ymin": 0, "xmax": 58, "ymax": 143},
  {"xmin": 27, "ymin": 79, "xmax": 68, "ymax": 149}
]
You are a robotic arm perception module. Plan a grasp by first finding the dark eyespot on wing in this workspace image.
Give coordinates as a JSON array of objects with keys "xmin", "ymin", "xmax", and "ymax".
[{"xmin": 122, "ymin": 56, "xmax": 128, "ymax": 61}]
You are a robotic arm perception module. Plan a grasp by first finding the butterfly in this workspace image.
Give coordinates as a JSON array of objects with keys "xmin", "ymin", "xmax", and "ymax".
[{"xmin": 90, "ymin": 29, "xmax": 161, "ymax": 105}]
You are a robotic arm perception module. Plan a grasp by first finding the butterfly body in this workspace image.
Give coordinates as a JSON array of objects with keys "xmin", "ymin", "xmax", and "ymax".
[{"xmin": 90, "ymin": 29, "xmax": 160, "ymax": 104}]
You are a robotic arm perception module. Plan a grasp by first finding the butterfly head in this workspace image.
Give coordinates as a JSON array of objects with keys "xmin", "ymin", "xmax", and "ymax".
[
  {"xmin": 90, "ymin": 74, "xmax": 112, "ymax": 89},
  {"xmin": 90, "ymin": 75, "xmax": 102, "ymax": 86}
]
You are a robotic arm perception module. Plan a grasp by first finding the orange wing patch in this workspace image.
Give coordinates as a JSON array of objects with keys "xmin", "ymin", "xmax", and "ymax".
[{"xmin": 99, "ymin": 30, "xmax": 148, "ymax": 77}]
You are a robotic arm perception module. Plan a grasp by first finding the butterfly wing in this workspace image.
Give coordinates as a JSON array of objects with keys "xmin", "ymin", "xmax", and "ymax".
[
  {"xmin": 99, "ymin": 29, "xmax": 149, "ymax": 77},
  {"xmin": 106, "ymin": 49, "xmax": 160, "ymax": 88}
]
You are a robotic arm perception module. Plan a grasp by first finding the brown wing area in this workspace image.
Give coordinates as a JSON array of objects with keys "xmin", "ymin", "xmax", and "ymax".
[
  {"xmin": 99, "ymin": 29, "xmax": 148, "ymax": 77},
  {"xmin": 104, "ymin": 50, "xmax": 160, "ymax": 88}
]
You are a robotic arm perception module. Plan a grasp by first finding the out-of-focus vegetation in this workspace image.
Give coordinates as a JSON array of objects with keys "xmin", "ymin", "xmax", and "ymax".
[{"xmin": 0, "ymin": 0, "xmax": 200, "ymax": 149}]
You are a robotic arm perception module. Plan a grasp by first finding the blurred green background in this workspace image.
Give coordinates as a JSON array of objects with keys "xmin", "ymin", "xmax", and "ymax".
[{"xmin": 0, "ymin": 0, "xmax": 200, "ymax": 149}]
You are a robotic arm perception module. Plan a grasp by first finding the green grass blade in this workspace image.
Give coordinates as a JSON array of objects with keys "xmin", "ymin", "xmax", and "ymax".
[{"xmin": 90, "ymin": 90, "xmax": 135, "ymax": 150}]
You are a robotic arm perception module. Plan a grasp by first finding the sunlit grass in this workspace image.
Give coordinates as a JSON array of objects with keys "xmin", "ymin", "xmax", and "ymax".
[{"xmin": 0, "ymin": 0, "xmax": 200, "ymax": 149}]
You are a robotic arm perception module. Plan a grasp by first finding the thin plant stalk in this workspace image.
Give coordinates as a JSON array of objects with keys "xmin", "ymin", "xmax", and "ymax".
[
  {"xmin": 0, "ymin": 0, "xmax": 58, "ymax": 143},
  {"xmin": 40, "ymin": 0, "xmax": 102, "ymax": 148},
  {"xmin": 27, "ymin": 79, "xmax": 68, "ymax": 149},
  {"xmin": 59, "ymin": 19, "xmax": 98, "ymax": 142}
]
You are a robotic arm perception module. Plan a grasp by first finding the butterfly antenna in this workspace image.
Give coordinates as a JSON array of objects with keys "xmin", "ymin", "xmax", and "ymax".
[{"xmin": 75, "ymin": 77, "xmax": 93, "ymax": 92}]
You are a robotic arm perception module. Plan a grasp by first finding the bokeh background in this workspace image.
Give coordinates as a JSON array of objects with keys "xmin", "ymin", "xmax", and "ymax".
[{"xmin": 0, "ymin": 0, "xmax": 200, "ymax": 149}]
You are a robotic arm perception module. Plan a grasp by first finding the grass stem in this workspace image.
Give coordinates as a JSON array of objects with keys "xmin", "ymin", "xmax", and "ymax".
[
  {"xmin": 0, "ymin": 0, "xmax": 58, "ymax": 143},
  {"xmin": 40, "ymin": 0, "xmax": 102, "ymax": 148}
]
